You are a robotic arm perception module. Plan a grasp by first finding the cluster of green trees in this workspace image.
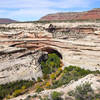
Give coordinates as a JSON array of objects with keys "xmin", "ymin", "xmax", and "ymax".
[
  {"xmin": 50, "ymin": 66, "xmax": 100, "ymax": 89},
  {"xmin": 35, "ymin": 65, "xmax": 100, "ymax": 94},
  {"xmin": 0, "ymin": 80, "xmax": 35, "ymax": 99},
  {"xmin": 40, "ymin": 53, "xmax": 60, "ymax": 75}
]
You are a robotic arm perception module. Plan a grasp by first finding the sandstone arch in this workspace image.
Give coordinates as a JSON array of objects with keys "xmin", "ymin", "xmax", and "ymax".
[
  {"xmin": 37, "ymin": 47, "xmax": 63, "ymax": 66},
  {"xmin": 41, "ymin": 47, "xmax": 63, "ymax": 59}
]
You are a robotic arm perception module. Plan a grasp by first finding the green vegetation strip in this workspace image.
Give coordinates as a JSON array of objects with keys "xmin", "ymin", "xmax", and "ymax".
[
  {"xmin": 0, "ymin": 80, "xmax": 35, "ymax": 99},
  {"xmin": 35, "ymin": 65, "xmax": 100, "ymax": 94},
  {"xmin": 49, "ymin": 66, "xmax": 100, "ymax": 89}
]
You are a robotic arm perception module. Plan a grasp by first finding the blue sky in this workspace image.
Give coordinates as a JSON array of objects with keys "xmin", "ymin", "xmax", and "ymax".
[{"xmin": 0, "ymin": 0, "xmax": 100, "ymax": 21}]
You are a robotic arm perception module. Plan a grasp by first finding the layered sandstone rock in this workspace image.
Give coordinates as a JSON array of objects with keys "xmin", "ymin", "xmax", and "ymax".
[
  {"xmin": 40, "ymin": 8, "xmax": 100, "ymax": 21},
  {"xmin": 0, "ymin": 22, "xmax": 100, "ymax": 84}
]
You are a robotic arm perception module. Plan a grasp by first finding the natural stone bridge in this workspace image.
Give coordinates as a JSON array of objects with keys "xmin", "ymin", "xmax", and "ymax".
[
  {"xmin": 0, "ymin": 22, "xmax": 100, "ymax": 84},
  {"xmin": 0, "ymin": 34, "xmax": 100, "ymax": 84}
]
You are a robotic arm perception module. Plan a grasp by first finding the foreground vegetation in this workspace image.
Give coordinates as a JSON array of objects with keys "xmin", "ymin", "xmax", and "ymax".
[
  {"xmin": 68, "ymin": 82, "xmax": 100, "ymax": 100},
  {"xmin": 0, "ymin": 80, "xmax": 35, "ymax": 99},
  {"xmin": 50, "ymin": 66, "xmax": 100, "ymax": 89},
  {"xmin": 0, "ymin": 64, "xmax": 100, "ymax": 99},
  {"xmin": 0, "ymin": 53, "xmax": 100, "ymax": 99},
  {"xmin": 24, "ymin": 83, "xmax": 100, "ymax": 100},
  {"xmin": 35, "ymin": 65, "xmax": 100, "ymax": 94}
]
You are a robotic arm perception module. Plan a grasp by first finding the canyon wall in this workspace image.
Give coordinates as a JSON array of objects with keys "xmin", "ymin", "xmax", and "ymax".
[{"xmin": 40, "ymin": 8, "xmax": 100, "ymax": 21}]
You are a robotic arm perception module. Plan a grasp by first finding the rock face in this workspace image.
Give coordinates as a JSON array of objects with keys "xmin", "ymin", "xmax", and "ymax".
[
  {"xmin": 0, "ymin": 22, "xmax": 100, "ymax": 84},
  {"xmin": 40, "ymin": 8, "xmax": 100, "ymax": 21},
  {"xmin": 0, "ymin": 18, "xmax": 17, "ymax": 24},
  {"xmin": 0, "ymin": 49, "xmax": 43, "ymax": 84}
]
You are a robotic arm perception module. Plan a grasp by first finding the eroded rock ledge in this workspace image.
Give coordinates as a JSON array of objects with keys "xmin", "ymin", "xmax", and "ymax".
[{"xmin": 0, "ymin": 22, "xmax": 100, "ymax": 84}]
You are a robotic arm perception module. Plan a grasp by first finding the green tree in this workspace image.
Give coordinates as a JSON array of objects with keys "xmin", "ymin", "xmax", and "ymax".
[{"xmin": 41, "ymin": 53, "xmax": 60, "ymax": 75}]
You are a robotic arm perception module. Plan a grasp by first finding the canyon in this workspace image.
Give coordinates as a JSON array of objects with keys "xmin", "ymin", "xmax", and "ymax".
[
  {"xmin": 0, "ymin": 22, "xmax": 100, "ymax": 84},
  {"xmin": 0, "ymin": 16, "xmax": 100, "ymax": 99}
]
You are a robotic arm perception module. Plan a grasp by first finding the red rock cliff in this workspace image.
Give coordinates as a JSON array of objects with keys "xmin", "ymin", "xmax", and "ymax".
[{"xmin": 40, "ymin": 8, "xmax": 100, "ymax": 21}]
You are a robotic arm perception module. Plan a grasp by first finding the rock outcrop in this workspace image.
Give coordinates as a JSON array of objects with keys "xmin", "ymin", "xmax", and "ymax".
[{"xmin": 40, "ymin": 8, "xmax": 100, "ymax": 21}]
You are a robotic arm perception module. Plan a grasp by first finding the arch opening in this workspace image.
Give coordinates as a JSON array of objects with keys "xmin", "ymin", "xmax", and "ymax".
[
  {"xmin": 38, "ymin": 47, "xmax": 63, "ymax": 75},
  {"xmin": 41, "ymin": 47, "xmax": 62, "ymax": 59},
  {"xmin": 38, "ymin": 47, "xmax": 62, "ymax": 68}
]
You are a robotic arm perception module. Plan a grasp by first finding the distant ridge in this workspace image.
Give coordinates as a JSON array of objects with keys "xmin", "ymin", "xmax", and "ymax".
[
  {"xmin": 40, "ymin": 8, "xmax": 100, "ymax": 21},
  {"xmin": 0, "ymin": 18, "xmax": 17, "ymax": 24}
]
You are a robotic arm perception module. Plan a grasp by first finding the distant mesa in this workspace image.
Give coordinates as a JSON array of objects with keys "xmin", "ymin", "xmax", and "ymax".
[
  {"xmin": 40, "ymin": 8, "xmax": 100, "ymax": 21},
  {"xmin": 0, "ymin": 18, "xmax": 17, "ymax": 24}
]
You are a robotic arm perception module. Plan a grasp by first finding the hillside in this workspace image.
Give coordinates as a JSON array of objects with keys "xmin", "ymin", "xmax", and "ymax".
[
  {"xmin": 40, "ymin": 8, "xmax": 100, "ymax": 21},
  {"xmin": 0, "ymin": 18, "xmax": 17, "ymax": 24}
]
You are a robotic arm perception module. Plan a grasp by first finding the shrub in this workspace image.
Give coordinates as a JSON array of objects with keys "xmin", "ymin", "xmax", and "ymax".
[
  {"xmin": 12, "ymin": 89, "xmax": 24, "ymax": 97},
  {"xmin": 32, "ymin": 94, "xmax": 37, "ymax": 98},
  {"xmin": 95, "ymin": 93, "xmax": 100, "ymax": 98},
  {"xmin": 37, "ymin": 77, "xmax": 42, "ymax": 82},
  {"xmin": 43, "ymin": 74, "xmax": 49, "ymax": 80},
  {"xmin": 36, "ymin": 85, "xmax": 44, "ymax": 93},
  {"xmin": 50, "ymin": 73, "xmax": 56, "ymax": 80},
  {"xmin": 55, "ymin": 68, "xmax": 62, "ymax": 77},
  {"xmin": 51, "ymin": 91, "xmax": 63, "ymax": 100},
  {"xmin": 41, "ymin": 61, "xmax": 51, "ymax": 75},
  {"xmin": 68, "ymin": 90, "xmax": 75, "ymax": 96},
  {"xmin": 0, "ymin": 80, "xmax": 34, "ymax": 99},
  {"xmin": 68, "ymin": 82, "xmax": 95, "ymax": 100},
  {"xmin": 12, "ymin": 85, "xmax": 27, "ymax": 97},
  {"xmin": 45, "ymin": 82, "xmax": 51, "ymax": 88},
  {"xmin": 36, "ymin": 87, "xmax": 44, "ymax": 93},
  {"xmin": 6, "ymin": 95, "xmax": 12, "ymax": 99},
  {"xmin": 21, "ymin": 85, "xmax": 26, "ymax": 89}
]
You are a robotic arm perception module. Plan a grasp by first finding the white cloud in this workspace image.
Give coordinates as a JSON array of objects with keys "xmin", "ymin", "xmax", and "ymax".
[
  {"xmin": 0, "ymin": 0, "xmax": 95, "ymax": 21},
  {"xmin": 0, "ymin": 0, "xmax": 91, "ymax": 8}
]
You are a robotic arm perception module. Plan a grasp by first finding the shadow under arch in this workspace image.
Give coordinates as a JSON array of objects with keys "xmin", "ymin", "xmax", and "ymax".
[{"xmin": 41, "ymin": 47, "xmax": 62, "ymax": 59}]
